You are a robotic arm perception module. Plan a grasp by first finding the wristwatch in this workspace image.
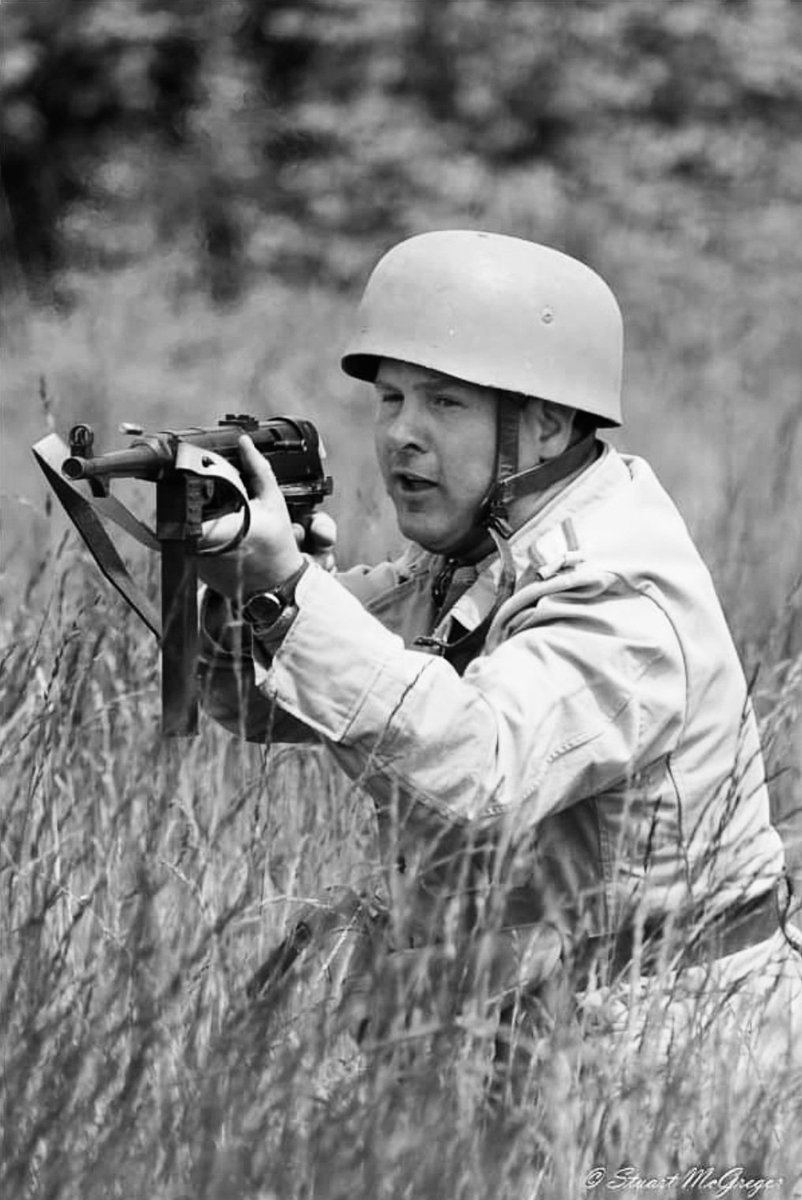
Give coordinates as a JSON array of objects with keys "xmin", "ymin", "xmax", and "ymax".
[{"xmin": 241, "ymin": 560, "xmax": 309, "ymax": 637}]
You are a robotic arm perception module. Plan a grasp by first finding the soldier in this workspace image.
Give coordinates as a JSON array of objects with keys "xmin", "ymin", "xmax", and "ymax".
[{"xmin": 197, "ymin": 231, "xmax": 801, "ymax": 1094}]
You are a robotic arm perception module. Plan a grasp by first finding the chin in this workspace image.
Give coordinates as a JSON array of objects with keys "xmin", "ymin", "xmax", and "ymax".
[
  {"xmin": 397, "ymin": 519, "xmax": 464, "ymax": 556},
  {"xmin": 396, "ymin": 517, "xmax": 439, "ymax": 553}
]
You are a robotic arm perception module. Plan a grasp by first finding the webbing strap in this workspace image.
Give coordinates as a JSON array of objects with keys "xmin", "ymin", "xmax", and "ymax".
[
  {"xmin": 32, "ymin": 433, "xmax": 161, "ymax": 637},
  {"xmin": 91, "ymin": 495, "xmax": 161, "ymax": 551},
  {"xmin": 495, "ymin": 398, "xmax": 521, "ymax": 486},
  {"xmin": 574, "ymin": 888, "xmax": 781, "ymax": 986},
  {"xmin": 416, "ymin": 528, "xmax": 518, "ymax": 675},
  {"xmin": 487, "ymin": 431, "xmax": 600, "ymax": 536}
]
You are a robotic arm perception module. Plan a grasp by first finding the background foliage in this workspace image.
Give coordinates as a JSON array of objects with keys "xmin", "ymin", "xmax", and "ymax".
[{"xmin": 4, "ymin": 0, "xmax": 802, "ymax": 289}]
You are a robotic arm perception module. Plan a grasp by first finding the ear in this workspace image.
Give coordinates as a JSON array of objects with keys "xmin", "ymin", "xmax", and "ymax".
[{"xmin": 520, "ymin": 399, "xmax": 576, "ymax": 463}]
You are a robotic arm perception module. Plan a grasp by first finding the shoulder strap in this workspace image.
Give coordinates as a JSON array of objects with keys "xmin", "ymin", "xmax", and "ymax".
[
  {"xmin": 32, "ymin": 433, "xmax": 162, "ymax": 637},
  {"xmin": 415, "ymin": 529, "xmax": 517, "ymax": 675}
]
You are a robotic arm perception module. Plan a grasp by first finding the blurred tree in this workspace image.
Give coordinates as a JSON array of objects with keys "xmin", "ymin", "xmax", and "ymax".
[
  {"xmin": 1, "ymin": 0, "xmax": 801, "ymax": 297},
  {"xmin": 1, "ymin": 0, "xmax": 200, "ymax": 288},
  {"xmin": 405, "ymin": 0, "xmax": 459, "ymax": 122}
]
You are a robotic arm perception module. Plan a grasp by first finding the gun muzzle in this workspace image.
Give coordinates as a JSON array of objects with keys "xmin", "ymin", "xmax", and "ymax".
[{"xmin": 62, "ymin": 437, "xmax": 174, "ymax": 482}]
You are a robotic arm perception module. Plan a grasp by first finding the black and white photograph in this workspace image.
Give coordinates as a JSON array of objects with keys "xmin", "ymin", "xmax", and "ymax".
[{"xmin": 2, "ymin": 2, "xmax": 802, "ymax": 1197}]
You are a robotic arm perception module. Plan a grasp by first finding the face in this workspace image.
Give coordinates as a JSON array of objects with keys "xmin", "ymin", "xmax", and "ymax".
[{"xmin": 373, "ymin": 359, "xmax": 497, "ymax": 554}]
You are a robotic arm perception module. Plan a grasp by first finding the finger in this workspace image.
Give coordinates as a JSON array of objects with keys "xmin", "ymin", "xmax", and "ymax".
[
  {"xmin": 308, "ymin": 511, "xmax": 338, "ymax": 550},
  {"xmin": 292, "ymin": 522, "xmax": 305, "ymax": 546},
  {"xmin": 315, "ymin": 549, "xmax": 337, "ymax": 574},
  {"xmin": 238, "ymin": 435, "xmax": 282, "ymax": 501},
  {"xmin": 199, "ymin": 512, "xmax": 245, "ymax": 552}
]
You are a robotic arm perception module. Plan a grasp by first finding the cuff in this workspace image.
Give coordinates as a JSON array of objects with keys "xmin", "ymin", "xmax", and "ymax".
[{"xmin": 261, "ymin": 563, "xmax": 414, "ymax": 742}]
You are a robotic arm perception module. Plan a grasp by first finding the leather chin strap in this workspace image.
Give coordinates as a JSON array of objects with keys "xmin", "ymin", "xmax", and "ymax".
[
  {"xmin": 418, "ymin": 399, "xmax": 601, "ymax": 672},
  {"xmin": 425, "ymin": 404, "xmax": 597, "ymax": 645},
  {"xmin": 445, "ymin": 402, "xmax": 599, "ymax": 564},
  {"xmin": 485, "ymin": 397, "xmax": 600, "ymax": 538}
]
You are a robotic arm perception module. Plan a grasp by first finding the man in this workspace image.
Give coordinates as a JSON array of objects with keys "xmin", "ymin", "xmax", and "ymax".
[{"xmin": 197, "ymin": 231, "xmax": 800, "ymax": 1079}]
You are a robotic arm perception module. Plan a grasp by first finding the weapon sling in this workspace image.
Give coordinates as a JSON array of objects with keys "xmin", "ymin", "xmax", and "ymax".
[{"xmin": 32, "ymin": 432, "xmax": 248, "ymax": 735}]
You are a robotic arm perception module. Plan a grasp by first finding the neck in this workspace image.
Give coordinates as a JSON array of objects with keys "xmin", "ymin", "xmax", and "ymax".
[
  {"xmin": 439, "ymin": 436, "xmax": 601, "ymax": 566},
  {"xmin": 487, "ymin": 432, "xmax": 601, "ymax": 537},
  {"xmin": 507, "ymin": 439, "xmax": 600, "ymax": 530},
  {"xmin": 438, "ymin": 527, "xmax": 496, "ymax": 568}
]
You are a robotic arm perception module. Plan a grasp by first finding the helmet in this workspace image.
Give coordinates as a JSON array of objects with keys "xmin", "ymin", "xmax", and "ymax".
[{"xmin": 341, "ymin": 230, "xmax": 623, "ymax": 427}]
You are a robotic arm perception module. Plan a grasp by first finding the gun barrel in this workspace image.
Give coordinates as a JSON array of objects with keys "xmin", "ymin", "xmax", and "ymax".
[
  {"xmin": 62, "ymin": 437, "xmax": 174, "ymax": 482},
  {"xmin": 60, "ymin": 417, "xmax": 331, "ymax": 510}
]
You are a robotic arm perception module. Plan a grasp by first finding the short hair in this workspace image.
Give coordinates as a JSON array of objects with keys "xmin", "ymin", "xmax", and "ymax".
[{"xmin": 572, "ymin": 408, "xmax": 600, "ymax": 440}]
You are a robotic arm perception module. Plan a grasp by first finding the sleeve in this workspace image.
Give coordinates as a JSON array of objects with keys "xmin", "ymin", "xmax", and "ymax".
[
  {"xmin": 197, "ymin": 557, "xmax": 417, "ymax": 743},
  {"xmin": 197, "ymin": 589, "xmax": 314, "ymax": 743},
  {"xmin": 261, "ymin": 563, "xmax": 688, "ymax": 833}
]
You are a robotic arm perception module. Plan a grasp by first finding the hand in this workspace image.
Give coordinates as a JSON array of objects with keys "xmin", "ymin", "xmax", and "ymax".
[
  {"xmin": 196, "ymin": 435, "xmax": 304, "ymax": 599},
  {"xmin": 298, "ymin": 511, "xmax": 337, "ymax": 573}
]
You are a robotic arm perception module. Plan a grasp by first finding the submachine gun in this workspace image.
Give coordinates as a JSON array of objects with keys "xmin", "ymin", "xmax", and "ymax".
[{"xmin": 32, "ymin": 414, "xmax": 332, "ymax": 737}]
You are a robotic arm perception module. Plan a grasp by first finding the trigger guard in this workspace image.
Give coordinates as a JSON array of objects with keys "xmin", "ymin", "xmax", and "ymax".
[
  {"xmin": 175, "ymin": 441, "xmax": 252, "ymax": 557},
  {"xmin": 196, "ymin": 505, "xmax": 251, "ymax": 557},
  {"xmin": 174, "ymin": 442, "xmax": 250, "ymax": 505}
]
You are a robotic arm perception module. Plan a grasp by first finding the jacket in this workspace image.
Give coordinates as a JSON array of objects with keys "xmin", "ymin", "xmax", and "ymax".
[{"xmin": 199, "ymin": 444, "xmax": 789, "ymax": 980}]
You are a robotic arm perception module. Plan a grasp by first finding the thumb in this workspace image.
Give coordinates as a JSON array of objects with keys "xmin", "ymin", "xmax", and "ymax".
[
  {"xmin": 308, "ymin": 511, "xmax": 337, "ymax": 550},
  {"xmin": 238, "ymin": 434, "xmax": 281, "ymax": 501}
]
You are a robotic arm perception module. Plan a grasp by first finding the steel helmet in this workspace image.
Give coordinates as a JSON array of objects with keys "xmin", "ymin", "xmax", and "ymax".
[{"xmin": 341, "ymin": 230, "xmax": 623, "ymax": 427}]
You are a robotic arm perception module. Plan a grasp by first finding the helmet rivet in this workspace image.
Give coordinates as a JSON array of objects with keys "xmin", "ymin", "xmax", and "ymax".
[{"xmin": 541, "ymin": 307, "xmax": 554, "ymax": 324}]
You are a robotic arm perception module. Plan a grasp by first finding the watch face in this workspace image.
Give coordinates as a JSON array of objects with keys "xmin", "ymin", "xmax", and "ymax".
[{"xmin": 243, "ymin": 592, "xmax": 283, "ymax": 628}]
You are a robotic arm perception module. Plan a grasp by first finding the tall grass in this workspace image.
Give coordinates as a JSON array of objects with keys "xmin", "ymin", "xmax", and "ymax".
[
  {"xmin": 2, "ymin": 257, "xmax": 802, "ymax": 1196},
  {"xmin": 2, "ymin": 556, "xmax": 801, "ymax": 1198}
]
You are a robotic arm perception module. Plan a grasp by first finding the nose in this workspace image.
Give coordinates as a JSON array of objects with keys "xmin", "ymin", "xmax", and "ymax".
[{"xmin": 382, "ymin": 394, "xmax": 429, "ymax": 453}]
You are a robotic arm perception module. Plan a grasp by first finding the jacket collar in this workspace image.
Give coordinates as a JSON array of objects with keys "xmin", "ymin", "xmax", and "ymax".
[{"xmin": 436, "ymin": 443, "xmax": 631, "ymax": 636}]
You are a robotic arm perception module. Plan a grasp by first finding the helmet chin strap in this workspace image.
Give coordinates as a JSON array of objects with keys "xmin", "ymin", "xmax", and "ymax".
[
  {"xmin": 484, "ymin": 397, "xmax": 599, "ymax": 538},
  {"xmin": 439, "ymin": 398, "xmax": 599, "ymax": 564},
  {"xmin": 427, "ymin": 400, "xmax": 599, "ymax": 651}
]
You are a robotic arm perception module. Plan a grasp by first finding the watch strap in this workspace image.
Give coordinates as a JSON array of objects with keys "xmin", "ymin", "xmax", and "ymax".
[
  {"xmin": 242, "ymin": 559, "xmax": 310, "ymax": 634},
  {"xmin": 267, "ymin": 559, "xmax": 310, "ymax": 608}
]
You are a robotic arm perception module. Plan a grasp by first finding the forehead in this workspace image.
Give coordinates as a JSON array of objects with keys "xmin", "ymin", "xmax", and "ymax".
[{"xmin": 374, "ymin": 358, "xmax": 494, "ymax": 398}]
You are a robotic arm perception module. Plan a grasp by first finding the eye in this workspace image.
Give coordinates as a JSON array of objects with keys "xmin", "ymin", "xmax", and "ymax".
[
  {"xmin": 432, "ymin": 394, "xmax": 463, "ymax": 410},
  {"xmin": 377, "ymin": 390, "xmax": 402, "ymax": 406}
]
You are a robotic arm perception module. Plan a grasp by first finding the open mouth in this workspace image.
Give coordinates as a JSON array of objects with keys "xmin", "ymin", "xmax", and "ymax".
[{"xmin": 394, "ymin": 472, "xmax": 438, "ymax": 494}]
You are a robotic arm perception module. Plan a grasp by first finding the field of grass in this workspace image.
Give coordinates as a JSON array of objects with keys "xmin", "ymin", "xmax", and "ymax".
[{"xmin": 2, "ymin": 246, "xmax": 802, "ymax": 1197}]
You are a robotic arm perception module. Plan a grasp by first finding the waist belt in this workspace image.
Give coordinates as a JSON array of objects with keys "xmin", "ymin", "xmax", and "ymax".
[{"xmin": 575, "ymin": 888, "xmax": 780, "ymax": 986}]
